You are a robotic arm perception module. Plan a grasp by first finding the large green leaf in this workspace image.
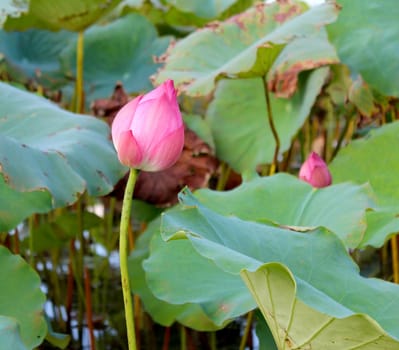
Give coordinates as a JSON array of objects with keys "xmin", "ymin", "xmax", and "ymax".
[
  {"xmin": 143, "ymin": 222, "xmax": 254, "ymax": 327},
  {"xmin": 0, "ymin": 82, "xmax": 125, "ymax": 231},
  {"xmin": 0, "ymin": 246, "xmax": 46, "ymax": 349},
  {"xmin": 60, "ymin": 13, "xmax": 170, "ymax": 102},
  {"xmin": 330, "ymin": 121, "xmax": 399, "ymax": 209},
  {"xmin": 327, "ymin": 0, "xmax": 399, "ymax": 97},
  {"xmin": 129, "ymin": 217, "xmax": 224, "ymax": 330},
  {"xmin": 206, "ymin": 68, "xmax": 328, "ymax": 176},
  {"xmin": 0, "ymin": 29, "xmax": 73, "ymax": 87},
  {"xmin": 242, "ymin": 263, "xmax": 399, "ymax": 349},
  {"xmin": 330, "ymin": 121, "xmax": 399, "ymax": 247},
  {"xmin": 144, "ymin": 192, "xmax": 399, "ymax": 346},
  {"xmin": 4, "ymin": 0, "xmax": 121, "ymax": 31},
  {"xmin": 191, "ymin": 173, "xmax": 372, "ymax": 248},
  {"xmin": 154, "ymin": 1, "xmax": 339, "ymax": 96}
]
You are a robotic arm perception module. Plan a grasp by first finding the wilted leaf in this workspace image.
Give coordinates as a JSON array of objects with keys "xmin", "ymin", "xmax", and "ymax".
[
  {"xmin": 154, "ymin": 1, "xmax": 339, "ymax": 96},
  {"xmin": 0, "ymin": 0, "xmax": 28, "ymax": 28},
  {"xmin": 267, "ymin": 33, "xmax": 338, "ymax": 98},
  {"xmin": 91, "ymin": 82, "xmax": 129, "ymax": 120},
  {"xmin": 134, "ymin": 128, "xmax": 219, "ymax": 206}
]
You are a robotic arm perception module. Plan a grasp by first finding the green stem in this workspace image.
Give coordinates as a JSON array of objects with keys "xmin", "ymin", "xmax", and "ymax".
[
  {"xmin": 180, "ymin": 325, "xmax": 186, "ymax": 350},
  {"xmin": 216, "ymin": 162, "xmax": 231, "ymax": 191},
  {"xmin": 262, "ymin": 77, "xmax": 280, "ymax": 175},
  {"xmin": 120, "ymin": 168, "xmax": 138, "ymax": 350},
  {"xmin": 28, "ymin": 215, "xmax": 35, "ymax": 267},
  {"xmin": 209, "ymin": 331, "xmax": 217, "ymax": 350},
  {"xmin": 239, "ymin": 311, "xmax": 253, "ymax": 350},
  {"xmin": 75, "ymin": 31, "xmax": 84, "ymax": 113}
]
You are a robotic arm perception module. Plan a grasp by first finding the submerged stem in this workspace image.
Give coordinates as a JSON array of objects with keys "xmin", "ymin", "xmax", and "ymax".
[
  {"xmin": 262, "ymin": 77, "xmax": 280, "ymax": 175},
  {"xmin": 120, "ymin": 168, "xmax": 138, "ymax": 350}
]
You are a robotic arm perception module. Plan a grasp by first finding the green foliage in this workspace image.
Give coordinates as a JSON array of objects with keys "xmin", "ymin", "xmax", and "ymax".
[
  {"xmin": 0, "ymin": 29, "xmax": 73, "ymax": 88},
  {"xmin": 0, "ymin": 246, "xmax": 47, "ymax": 349},
  {"xmin": 3, "ymin": 0, "xmax": 121, "ymax": 31},
  {"xmin": 0, "ymin": 82, "xmax": 125, "ymax": 231},
  {"xmin": 328, "ymin": 0, "xmax": 399, "ymax": 97},
  {"xmin": 206, "ymin": 68, "xmax": 328, "ymax": 176},
  {"xmin": 330, "ymin": 121, "xmax": 399, "ymax": 209},
  {"xmin": 1, "ymin": 0, "xmax": 399, "ymax": 348},
  {"xmin": 129, "ymin": 217, "xmax": 223, "ymax": 330},
  {"xmin": 60, "ymin": 13, "xmax": 171, "ymax": 102},
  {"xmin": 143, "ymin": 191, "xmax": 399, "ymax": 346},
  {"xmin": 243, "ymin": 263, "xmax": 399, "ymax": 349},
  {"xmin": 192, "ymin": 173, "xmax": 372, "ymax": 248}
]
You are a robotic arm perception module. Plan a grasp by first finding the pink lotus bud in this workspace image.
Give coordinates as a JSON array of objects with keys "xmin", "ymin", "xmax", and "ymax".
[
  {"xmin": 112, "ymin": 80, "xmax": 184, "ymax": 171},
  {"xmin": 299, "ymin": 152, "xmax": 332, "ymax": 188}
]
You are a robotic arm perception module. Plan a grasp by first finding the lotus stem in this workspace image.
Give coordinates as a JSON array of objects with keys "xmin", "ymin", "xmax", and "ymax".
[
  {"xmin": 262, "ymin": 77, "xmax": 280, "ymax": 175},
  {"xmin": 119, "ymin": 168, "xmax": 138, "ymax": 350},
  {"xmin": 75, "ymin": 31, "xmax": 84, "ymax": 113}
]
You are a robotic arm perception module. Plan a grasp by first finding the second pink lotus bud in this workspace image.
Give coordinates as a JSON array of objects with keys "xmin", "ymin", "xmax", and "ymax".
[{"xmin": 299, "ymin": 152, "xmax": 332, "ymax": 188}]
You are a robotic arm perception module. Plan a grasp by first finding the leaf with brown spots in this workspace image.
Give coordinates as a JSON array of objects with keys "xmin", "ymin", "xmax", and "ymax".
[
  {"xmin": 153, "ymin": 0, "xmax": 339, "ymax": 97},
  {"xmin": 267, "ymin": 33, "xmax": 339, "ymax": 98}
]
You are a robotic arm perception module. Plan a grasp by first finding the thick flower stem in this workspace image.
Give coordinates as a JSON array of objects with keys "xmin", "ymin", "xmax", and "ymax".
[
  {"xmin": 120, "ymin": 168, "xmax": 138, "ymax": 350},
  {"xmin": 262, "ymin": 76, "xmax": 280, "ymax": 176}
]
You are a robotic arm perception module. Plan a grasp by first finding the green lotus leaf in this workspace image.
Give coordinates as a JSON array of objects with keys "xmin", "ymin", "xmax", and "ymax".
[
  {"xmin": 129, "ymin": 217, "xmax": 222, "ymax": 331},
  {"xmin": 191, "ymin": 173, "xmax": 372, "ymax": 248},
  {"xmin": 206, "ymin": 68, "xmax": 328, "ymax": 176},
  {"xmin": 330, "ymin": 121, "xmax": 399, "ymax": 246},
  {"xmin": 330, "ymin": 121, "xmax": 399, "ymax": 209},
  {"xmin": 143, "ymin": 191, "xmax": 399, "ymax": 346},
  {"xmin": 4, "ymin": 0, "xmax": 121, "ymax": 32},
  {"xmin": 0, "ymin": 29, "xmax": 73, "ymax": 88},
  {"xmin": 0, "ymin": 82, "xmax": 125, "ymax": 231},
  {"xmin": 60, "ymin": 13, "xmax": 170, "ymax": 102},
  {"xmin": 242, "ymin": 263, "xmax": 399, "ymax": 349},
  {"xmin": 0, "ymin": 246, "xmax": 46, "ymax": 349},
  {"xmin": 328, "ymin": 0, "xmax": 399, "ymax": 97}
]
